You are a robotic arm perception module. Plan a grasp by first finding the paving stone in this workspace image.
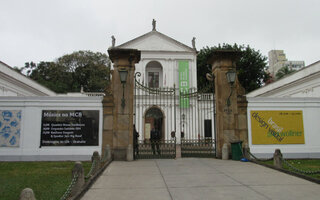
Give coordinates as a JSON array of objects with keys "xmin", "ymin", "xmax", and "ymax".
[
  {"xmin": 169, "ymin": 186, "xmax": 269, "ymax": 200},
  {"xmin": 82, "ymin": 188, "xmax": 171, "ymax": 200},
  {"xmin": 251, "ymin": 185, "xmax": 320, "ymax": 200},
  {"xmin": 82, "ymin": 158, "xmax": 320, "ymax": 200}
]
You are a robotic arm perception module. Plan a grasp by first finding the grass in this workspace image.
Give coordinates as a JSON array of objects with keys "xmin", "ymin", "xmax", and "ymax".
[
  {"xmin": 0, "ymin": 161, "xmax": 91, "ymax": 200},
  {"xmin": 261, "ymin": 159, "xmax": 320, "ymax": 180}
]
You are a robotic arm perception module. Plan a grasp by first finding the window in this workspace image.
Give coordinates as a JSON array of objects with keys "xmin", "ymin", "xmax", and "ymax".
[
  {"xmin": 146, "ymin": 61, "xmax": 162, "ymax": 88},
  {"xmin": 148, "ymin": 72, "xmax": 159, "ymax": 88}
]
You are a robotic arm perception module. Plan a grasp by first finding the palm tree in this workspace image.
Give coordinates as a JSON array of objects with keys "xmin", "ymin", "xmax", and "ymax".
[{"xmin": 275, "ymin": 66, "xmax": 295, "ymax": 80}]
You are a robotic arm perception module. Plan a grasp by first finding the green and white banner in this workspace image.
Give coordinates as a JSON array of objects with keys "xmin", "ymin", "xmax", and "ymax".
[{"xmin": 179, "ymin": 61, "xmax": 189, "ymax": 108}]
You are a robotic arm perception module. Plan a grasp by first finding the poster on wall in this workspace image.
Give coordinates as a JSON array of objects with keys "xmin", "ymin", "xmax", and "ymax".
[
  {"xmin": 0, "ymin": 110, "xmax": 21, "ymax": 147},
  {"xmin": 251, "ymin": 110, "xmax": 304, "ymax": 144},
  {"xmin": 179, "ymin": 60, "xmax": 189, "ymax": 108},
  {"xmin": 40, "ymin": 110, "xmax": 99, "ymax": 146}
]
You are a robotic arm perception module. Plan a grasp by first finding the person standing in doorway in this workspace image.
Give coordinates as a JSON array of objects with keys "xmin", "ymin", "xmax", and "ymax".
[{"xmin": 150, "ymin": 127, "xmax": 161, "ymax": 155}]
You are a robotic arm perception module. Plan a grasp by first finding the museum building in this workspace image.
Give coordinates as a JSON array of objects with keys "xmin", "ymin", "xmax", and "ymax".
[{"xmin": 115, "ymin": 22, "xmax": 215, "ymax": 143}]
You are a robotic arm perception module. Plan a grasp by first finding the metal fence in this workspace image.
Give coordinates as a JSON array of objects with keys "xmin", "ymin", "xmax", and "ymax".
[
  {"xmin": 179, "ymin": 87, "xmax": 215, "ymax": 140},
  {"xmin": 181, "ymin": 138, "xmax": 215, "ymax": 157},
  {"xmin": 134, "ymin": 72, "xmax": 216, "ymax": 159},
  {"xmin": 134, "ymin": 139, "xmax": 176, "ymax": 159}
]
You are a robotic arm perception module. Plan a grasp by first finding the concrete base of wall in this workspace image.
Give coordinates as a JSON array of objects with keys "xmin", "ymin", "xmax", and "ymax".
[
  {"xmin": 0, "ymin": 155, "xmax": 91, "ymax": 161},
  {"xmin": 113, "ymin": 148, "xmax": 127, "ymax": 161},
  {"xmin": 251, "ymin": 152, "xmax": 320, "ymax": 159}
]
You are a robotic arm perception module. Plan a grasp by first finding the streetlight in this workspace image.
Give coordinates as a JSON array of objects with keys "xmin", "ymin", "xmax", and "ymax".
[
  {"xmin": 118, "ymin": 68, "xmax": 128, "ymax": 109},
  {"xmin": 226, "ymin": 70, "xmax": 236, "ymax": 106}
]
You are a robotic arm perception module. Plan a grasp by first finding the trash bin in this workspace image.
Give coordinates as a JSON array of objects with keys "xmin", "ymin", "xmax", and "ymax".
[{"xmin": 231, "ymin": 141, "xmax": 243, "ymax": 161}]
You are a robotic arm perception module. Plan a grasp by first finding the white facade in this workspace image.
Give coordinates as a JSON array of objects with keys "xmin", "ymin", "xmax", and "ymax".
[
  {"xmin": 117, "ymin": 30, "xmax": 197, "ymax": 88},
  {"xmin": 0, "ymin": 61, "xmax": 56, "ymax": 96},
  {"xmin": 247, "ymin": 97, "xmax": 320, "ymax": 158},
  {"xmin": 117, "ymin": 29, "xmax": 214, "ymax": 142},
  {"xmin": 0, "ymin": 61, "xmax": 104, "ymax": 161},
  {"xmin": 247, "ymin": 59, "xmax": 320, "ymax": 158},
  {"xmin": 247, "ymin": 60, "xmax": 320, "ymax": 97},
  {"xmin": 0, "ymin": 96, "xmax": 103, "ymax": 161}
]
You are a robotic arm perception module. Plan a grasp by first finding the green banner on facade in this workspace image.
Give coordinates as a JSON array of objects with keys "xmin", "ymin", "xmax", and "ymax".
[{"xmin": 179, "ymin": 61, "xmax": 189, "ymax": 108}]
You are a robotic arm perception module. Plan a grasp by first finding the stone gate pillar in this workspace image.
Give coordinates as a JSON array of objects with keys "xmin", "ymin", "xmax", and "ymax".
[
  {"xmin": 208, "ymin": 50, "xmax": 248, "ymax": 158},
  {"xmin": 103, "ymin": 48, "xmax": 141, "ymax": 160}
]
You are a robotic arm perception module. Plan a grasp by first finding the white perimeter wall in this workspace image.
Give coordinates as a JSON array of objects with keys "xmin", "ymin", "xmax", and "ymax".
[
  {"xmin": 0, "ymin": 96, "xmax": 103, "ymax": 161},
  {"xmin": 247, "ymin": 97, "xmax": 320, "ymax": 158}
]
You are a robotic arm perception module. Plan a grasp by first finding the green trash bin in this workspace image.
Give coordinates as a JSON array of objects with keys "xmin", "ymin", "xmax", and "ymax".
[{"xmin": 231, "ymin": 141, "xmax": 243, "ymax": 160}]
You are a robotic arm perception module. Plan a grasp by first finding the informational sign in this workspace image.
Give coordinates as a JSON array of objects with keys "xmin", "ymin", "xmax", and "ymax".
[
  {"xmin": 251, "ymin": 110, "xmax": 304, "ymax": 144},
  {"xmin": 0, "ymin": 110, "xmax": 21, "ymax": 147},
  {"xmin": 179, "ymin": 60, "xmax": 189, "ymax": 108},
  {"xmin": 40, "ymin": 110, "xmax": 99, "ymax": 146}
]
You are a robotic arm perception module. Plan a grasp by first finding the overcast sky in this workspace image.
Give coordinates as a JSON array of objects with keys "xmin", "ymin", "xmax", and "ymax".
[{"xmin": 1, "ymin": 0, "xmax": 319, "ymax": 68}]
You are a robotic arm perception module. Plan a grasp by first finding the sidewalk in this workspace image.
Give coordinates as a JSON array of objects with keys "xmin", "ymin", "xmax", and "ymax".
[{"xmin": 81, "ymin": 158, "xmax": 320, "ymax": 200}]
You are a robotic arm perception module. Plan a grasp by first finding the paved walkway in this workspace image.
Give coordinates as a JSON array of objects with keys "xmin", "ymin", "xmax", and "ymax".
[{"xmin": 82, "ymin": 158, "xmax": 320, "ymax": 200}]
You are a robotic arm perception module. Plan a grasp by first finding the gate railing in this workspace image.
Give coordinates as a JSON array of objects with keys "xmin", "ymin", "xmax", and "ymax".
[
  {"xmin": 179, "ymin": 84, "xmax": 216, "ymax": 141},
  {"xmin": 134, "ymin": 72, "xmax": 177, "ymax": 143},
  {"xmin": 134, "ymin": 139, "xmax": 176, "ymax": 159},
  {"xmin": 134, "ymin": 71, "xmax": 216, "ymax": 146},
  {"xmin": 181, "ymin": 137, "xmax": 215, "ymax": 158},
  {"xmin": 134, "ymin": 72, "xmax": 176, "ymax": 94}
]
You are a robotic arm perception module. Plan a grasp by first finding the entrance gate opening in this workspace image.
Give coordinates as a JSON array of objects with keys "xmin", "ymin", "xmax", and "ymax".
[
  {"xmin": 145, "ymin": 107, "xmax": 164, "ymax": 140},
  {"xmin": 134, "ymin": 72, "xmax": 216, "ymax": 159}
]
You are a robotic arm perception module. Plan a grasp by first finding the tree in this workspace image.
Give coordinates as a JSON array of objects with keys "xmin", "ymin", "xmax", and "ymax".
[
  {"xmin": 197, "ymin": 43, "xmax": 270, "ymax": 93},
  {"xmin": 23, "ymin": 61, "xmax": 37, "ymax": 76},
  {"xmin": 56, "ymin": 51, "xmax": 111, "ymax": 92},
  {"xmin": 275, "ymin": 66, "xmax": 295, "ymax": 80},
  {"xmin": 24, "ymin": 51, "xmax": 111, "ymax": 93},
  {"xmin": 27, "ymin": 61, "xmax": 73, "ymax": 93}
]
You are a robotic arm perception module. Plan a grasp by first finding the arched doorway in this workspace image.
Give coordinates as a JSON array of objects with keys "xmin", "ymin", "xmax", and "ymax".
[{"xmin": 144, "ymin": 107, "xmax": 164, "ymax": 140}]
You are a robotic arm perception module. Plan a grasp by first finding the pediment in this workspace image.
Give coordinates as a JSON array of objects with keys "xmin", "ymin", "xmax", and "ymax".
[{"xmin": 117, "ymin": 31, "xmax": 195, "ymax": 52}]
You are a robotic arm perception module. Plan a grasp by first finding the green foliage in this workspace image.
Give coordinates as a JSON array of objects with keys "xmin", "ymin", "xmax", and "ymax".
[
  {"xmin": 24, "ymin": 61, "xmax": 37, "ymax": 76},
  {"xmin": 275, "ymin": 65, "xmax": 296, "ymax": 80},
  {"xmin": 24, "ymin": 51, "xmax": 111, "ymax": 93},
  {"xmin": 28, "ymin": 62, "xmax": 73, "ymax": 93},
  {"xmin": 0, "ymin": 161, "xmax": 91, "ymax": 200},
  {"xmin": 197, "ymin": 43, "xmax": 269, "ymax": 93}
]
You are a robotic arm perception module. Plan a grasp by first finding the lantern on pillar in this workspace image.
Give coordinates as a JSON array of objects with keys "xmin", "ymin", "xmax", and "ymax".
[
  {"xmin": 226, "ymin": 70, "xmax": 236, "ymax": 86},
  {"xmin": 118, "ymin": 68, "xmax": 128, "ymax": 108},
  {"xmin": 226, "ymin": 70, "xmax": 237, "ymax": 106}
]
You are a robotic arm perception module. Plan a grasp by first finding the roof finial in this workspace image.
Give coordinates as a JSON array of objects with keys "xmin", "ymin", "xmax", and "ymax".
[
  {"xmin": 152, "ymin": 19, "xmax": 156, "ymax": 31},
  {"xmin": 111, "ymin": 35, "xmax": 116, "ymax": 47},
  {"xmin": 192, "ymin": 37, "xmax": 196, "ymax": 50}
]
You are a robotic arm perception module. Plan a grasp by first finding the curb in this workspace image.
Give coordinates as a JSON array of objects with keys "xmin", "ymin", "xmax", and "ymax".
[{"xmin": 69, "ymin": 159, "xmax": 113, "ymax": 200}]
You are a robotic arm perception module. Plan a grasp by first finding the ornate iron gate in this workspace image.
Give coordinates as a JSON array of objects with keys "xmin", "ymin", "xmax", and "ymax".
[
  {"xmin": 179, "ymin": 86, "xmax": 216, "ymax": 157},
  {"xmin": 133, "ymin": 72, "xmax": 216, "ymax": 159},
  {"xmin": 134, "ymin": 72, "xmax": 177, "ymax": 159},
  {"xmin": 181, "ymin": 138, "xmax": 215, "ymax": 157},
  {"xmin": 134, "ymin": 139, "xmax": 176, "ymax": 159}
]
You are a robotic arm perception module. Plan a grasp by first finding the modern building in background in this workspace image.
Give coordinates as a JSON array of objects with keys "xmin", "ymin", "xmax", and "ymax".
[{"xmin": 268, "ymin": 50, "xmax": 305, "ymax": 77}]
